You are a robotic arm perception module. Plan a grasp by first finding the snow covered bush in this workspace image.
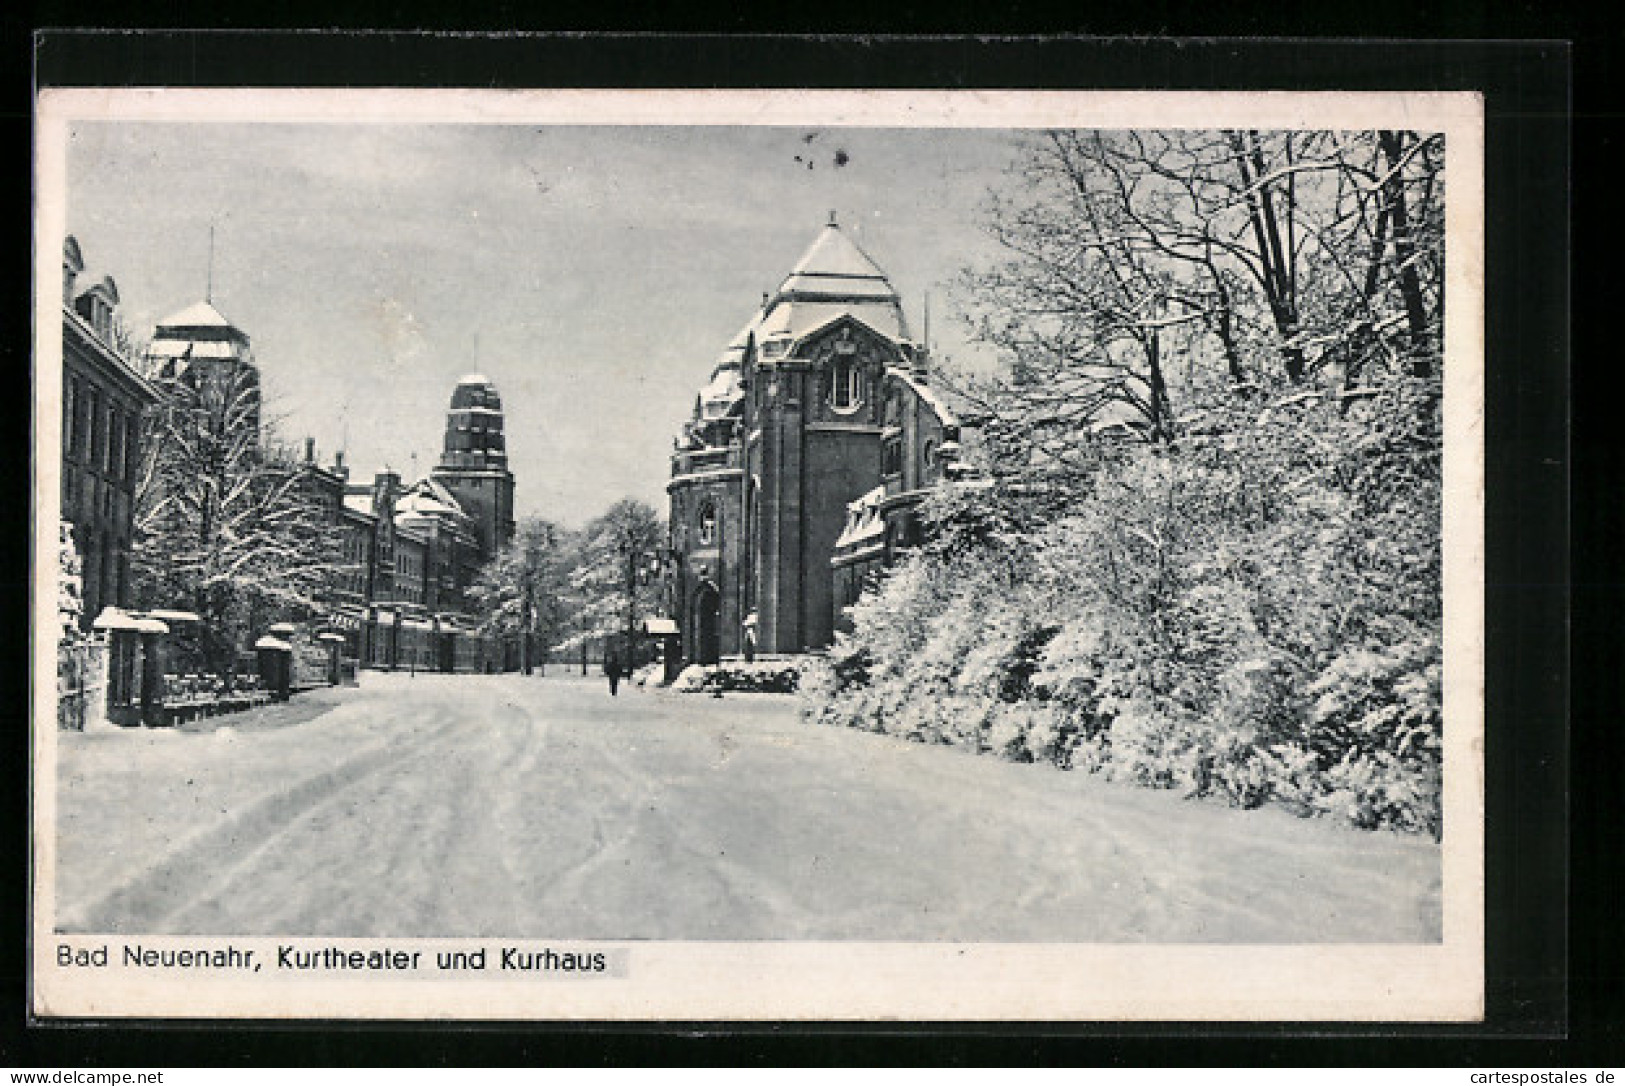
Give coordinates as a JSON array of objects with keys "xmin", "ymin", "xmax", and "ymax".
[
  {"xmin": 800, "ymin": 129, "xmax": 1444, "ymax": 835},
  {"xmin": 58, "ymin": 521, "xmax": 86, "ymax": 644},
  {"xmin": 800, "ymin": 380, "xmax": 1443, "ymax": 834},
  {"xmin": 671, "ymin": 660, "xmax": 803, "ymax": 695}
]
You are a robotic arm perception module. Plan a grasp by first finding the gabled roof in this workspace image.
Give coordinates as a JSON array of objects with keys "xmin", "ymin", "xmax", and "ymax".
[{"xmin": 395, "ymin": 476, "xmax": 471, "ymax": 523}]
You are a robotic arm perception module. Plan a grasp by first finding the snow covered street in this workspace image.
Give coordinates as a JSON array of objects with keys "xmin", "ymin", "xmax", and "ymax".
[{"xmin": 52, "ymin": 671, "xmax": 1442, "ymax": 942}]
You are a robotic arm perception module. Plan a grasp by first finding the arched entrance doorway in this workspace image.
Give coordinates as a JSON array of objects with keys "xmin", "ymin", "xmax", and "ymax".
[{"xmin": 693, "ymin": 582, "xmax": 721, "ymax": 666}]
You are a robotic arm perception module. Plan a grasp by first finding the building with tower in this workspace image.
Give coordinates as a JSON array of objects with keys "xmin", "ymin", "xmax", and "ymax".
[
  {"xmin": 431, "ymin": 374, "xmax": 516, "ymax": 564},
  {"xmin": 667, "ymin": 215, "xmax": 975, "ymax": 662},
  {"xmin": 143, "ymin": 297, "xmax": 262, "ymax": 439},
  {"xmin": 299, "ymin": 375, "xmax": 517, "ymax": 673}
]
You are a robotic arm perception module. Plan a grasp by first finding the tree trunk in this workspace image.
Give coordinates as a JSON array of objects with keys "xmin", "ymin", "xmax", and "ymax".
[
  {"xmin": 1229, "ymin": 131, "xmax": 1306, "ymax": 382},
  {"xmin": 1379, "ymin": 130, "xmax": 1435, "ymax": 379}
]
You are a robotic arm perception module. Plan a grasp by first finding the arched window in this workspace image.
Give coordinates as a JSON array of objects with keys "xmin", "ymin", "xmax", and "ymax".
[
  {"xmin": 697, "ymin": 500, "xmax": 717, "ymax": 546},
  {"xmin": 829, "ymin": 358, "xmax": 864, "ymax": 411}
]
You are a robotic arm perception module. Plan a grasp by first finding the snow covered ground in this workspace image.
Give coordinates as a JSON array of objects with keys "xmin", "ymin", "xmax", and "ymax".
[{"xmin": 51, "ymin": 671, "xmax": 1441, "ymax": 942}]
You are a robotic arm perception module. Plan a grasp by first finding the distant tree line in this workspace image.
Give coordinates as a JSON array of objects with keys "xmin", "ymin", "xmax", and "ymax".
[{"xmin": 468, "ymin": 498, "xmax": 665, "ymax": 672}]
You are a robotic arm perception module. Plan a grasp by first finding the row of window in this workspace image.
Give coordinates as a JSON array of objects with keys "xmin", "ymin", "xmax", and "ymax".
[
  {"xmin": 63, "ymin": 375, "xmax": 141, "ymax": 486},
  {"xmin": 752, "ymin": 358, "xmax": 869, "ymax": 412}
]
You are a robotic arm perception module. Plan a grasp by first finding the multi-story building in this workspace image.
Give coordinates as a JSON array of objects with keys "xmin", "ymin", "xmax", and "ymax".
[
  {"xmin": 60, "ymin": 236, "xmax": 160, "ymax": 630},
  {"xmin": 325, "ymin": 376, "xmax": 515, "ymax": 672},
  {"xmin": 667, "ymin": 216, "xmax": 975, "ymax": 662}
]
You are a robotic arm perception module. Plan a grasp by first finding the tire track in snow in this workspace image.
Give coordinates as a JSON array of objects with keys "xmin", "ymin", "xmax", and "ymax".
[
  {"xmin": 60, "ymin": 710, "xmax": 472, "ymax": 934},
  {"xmin": 525, "ymin": 714, "xmax": 824, "ymax": 937}
]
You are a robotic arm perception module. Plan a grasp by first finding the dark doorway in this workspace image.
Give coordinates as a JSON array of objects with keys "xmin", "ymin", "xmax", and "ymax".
[{"xmin": 694, "ymin": 582, "xmax": 721, "ymax": 666}]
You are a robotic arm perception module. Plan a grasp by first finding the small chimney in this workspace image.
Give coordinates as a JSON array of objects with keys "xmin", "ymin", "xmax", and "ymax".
[
  {"xmin": 761, "ymin": 291, "xmax": 770, "ymax": 311},
  {"xmin": 304, "ymin": 437, "xmax": 316, "ymax": 463},
  {"xmin": 333, "ymin": 450, "xmax": 348, "ymax": 480}
]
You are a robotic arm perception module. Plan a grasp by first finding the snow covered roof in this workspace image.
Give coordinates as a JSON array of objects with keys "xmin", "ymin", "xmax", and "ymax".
[
  {"xmin": 834, "ymin": 486, "xmax": 888, "ymax": 550},
  {"xmin": 342, "ymin": 492, "xmax": 375, "ymax": 517},
  {"xmin": 449, "ymin": 376, "xmax": 503, "ymax": 411},
  {"xmin": 783, "ymin": 221, "xmax": 892, "ymax": 287},
  {"xmin": 156, "ymin": 300, "xmax": 239, "ymax": 331},
  {"xmin": 395, "ymin": 477, "xmax": 469, "ymax": 522},
  {"xmin": 753, "ymin": 221, "xmax": 910, "ymax": 348},
  {"xmin": 888, "ymin": 368, "xmax": 962, "ymax": 429},
  {"xmin": 758, "ymin": 298, "xmax": 907, "ymax": 345},
  {"xmin": 698, "ymin": 364, "xmax": 743, "ymax": 418},
  {"xmin": 146, "ymin": 339, "xmax": 244, "ymax": 360}
]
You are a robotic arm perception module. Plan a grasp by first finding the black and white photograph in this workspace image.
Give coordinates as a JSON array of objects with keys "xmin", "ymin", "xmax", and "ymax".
[{"xmin": 32, "ymin": 88, "xmax": 1484, "ymax": 1021}]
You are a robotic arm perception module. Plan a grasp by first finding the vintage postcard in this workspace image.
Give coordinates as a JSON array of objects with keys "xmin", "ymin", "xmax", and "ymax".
[{"xmin": 32, "ymin": 88, "xmax": 1484, "ymax": 1021}]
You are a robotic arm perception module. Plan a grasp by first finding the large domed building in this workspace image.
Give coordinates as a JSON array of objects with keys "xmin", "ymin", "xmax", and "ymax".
[{"xmin": 667, "ymin": 215, "xmax": 974, "ymax": 663}]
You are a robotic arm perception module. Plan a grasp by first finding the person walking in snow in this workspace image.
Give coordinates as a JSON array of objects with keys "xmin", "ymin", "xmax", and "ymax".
[{"xmin": 604, "ymin": 647, "xmax": 622, "ymax": 697}]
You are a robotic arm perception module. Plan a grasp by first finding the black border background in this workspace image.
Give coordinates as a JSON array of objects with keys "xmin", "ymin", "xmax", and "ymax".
[{"xmin": 7, "ymin": 30, "xmax": 1586, "ymax": 1067}]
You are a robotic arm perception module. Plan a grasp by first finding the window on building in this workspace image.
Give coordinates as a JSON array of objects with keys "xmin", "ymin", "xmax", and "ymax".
[
  {"xmin": 882, "ymin": 437, "xmax": 903, "ymax": 478},
  {"xmin": 69, "ymin": 379, "xmax": 85, "ymax": 458},
  {"xmin": 63, "ymin": 379, "xmax": 77, "ymax": 459},
  {"xmin": 108, "ymin": 411, "xmax": 124, "ymax": 484},
  {"xmin": 127, "ymin": 412, "xmax": 142, "ymax": 483},
  {"xmin": 88, "ymin": 390, "xmax": 105, "ymax": 473},
  {"xmin": 829, "ymin": 358, "xmax": 863, "ymax": 411},
  {"xmin": 697, "ymin": 501, "xmax": 717, "ymax": 546}
]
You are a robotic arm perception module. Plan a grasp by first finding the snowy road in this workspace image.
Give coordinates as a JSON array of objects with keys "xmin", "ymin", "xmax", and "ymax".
[{"xmin": 53, "ymin": 672, "xmax": 1442, "ymax": 941}]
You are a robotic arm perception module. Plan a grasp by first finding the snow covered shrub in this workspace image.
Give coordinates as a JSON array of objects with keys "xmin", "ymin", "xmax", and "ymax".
[
  {"xmin": 670, "ymin": 664, "xmax": 711, "ymax": 693},
  {"xmin": 1319, "ymin": 752, "xmax": 1442, "ymax": 835},
  {"xmin": 1307, "ymin": 630, "xmax": 1441, "ymax": 764},
  {"xmin": 1303, "ymin": 629, "xmax": 1443, "ymax": 832},
  {"xmin": 985, "ymin": 701, "xmax": 1073, "ymax": 766},
  {"xmin": 983, "ymin": 707, "xmax": 1030, "ymax": 761},
  {"xmin": 674, "ymin": 660, "xmax": 802, "ymax": 694},
  {"xmin": 58, "ymin": 521, "xmax": 85, "ymax": 644},
  {"xmin": 1104, "ymin": 695, "xmax": 1189, "ymax": 790},
  {"xmin": 794, "ymin": 362, "xmax": 1442, "ymax": 833},
  {"xmin": 1246, "ymin": 744, "xmax": 1323, "ymax": 816}
]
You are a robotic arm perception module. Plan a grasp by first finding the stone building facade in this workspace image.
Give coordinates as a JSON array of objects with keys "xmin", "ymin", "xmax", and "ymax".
[
  {"xmin": 317, "ymin": 375, "xmax": 514, "ymax": 672},
  {"xmin": 667, "ymin": 217, "xmax": 973, "ymax": 662},
  {"xmin": 60, "ymin": 236, "xmax": 160, "ymax": 630}
]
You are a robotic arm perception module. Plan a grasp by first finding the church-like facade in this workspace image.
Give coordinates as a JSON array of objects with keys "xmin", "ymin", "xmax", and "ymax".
[{"xmin": 667, "ymin": 216, "xmax": 974, "ymax": 662}]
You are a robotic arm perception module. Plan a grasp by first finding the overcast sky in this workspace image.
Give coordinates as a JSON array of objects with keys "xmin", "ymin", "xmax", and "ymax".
[{"xmin": 65, "ymin": 123, "xmax": 1025, "ymax": 527}]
